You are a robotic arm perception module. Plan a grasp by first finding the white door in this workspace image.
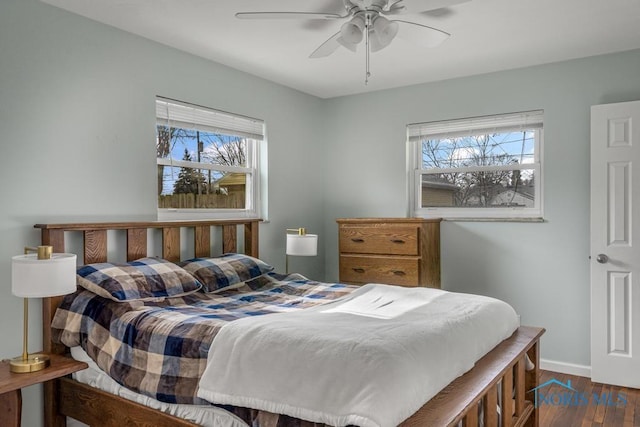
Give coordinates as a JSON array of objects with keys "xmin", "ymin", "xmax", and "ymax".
[{"xmin": 591, "ymin": 100, "xmax": 640, "ymax": 387}]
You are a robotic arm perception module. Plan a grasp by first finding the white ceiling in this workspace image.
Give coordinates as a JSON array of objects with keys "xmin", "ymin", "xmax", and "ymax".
[{"xmin": 41, "ymin": 0, "xmax": 640, "ymax": 99}]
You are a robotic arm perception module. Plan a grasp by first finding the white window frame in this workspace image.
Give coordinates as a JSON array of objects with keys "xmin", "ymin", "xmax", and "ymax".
[
  {"xmin": 156, "ymin": 97, "xmax": 265, "ymax": 220},
  {"xmin": 407, "ymin": 111, "xmax": 544, "ymax": 220}
]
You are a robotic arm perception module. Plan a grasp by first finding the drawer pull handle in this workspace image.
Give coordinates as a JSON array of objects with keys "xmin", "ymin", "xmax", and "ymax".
[
  {"xmin": 392, "ymin": 270, "xmax": 406, "ymax": 276},
  {"xmin": 351, "ymin": 238, "xmax": 365, "ymax": 243},
  {"xmin": 352, "ymin": 268, "xmax": 365, "ymax": 273},
  {"xmin": 391, "ymin": 239, "xmax": 405, "ymax": 244}
]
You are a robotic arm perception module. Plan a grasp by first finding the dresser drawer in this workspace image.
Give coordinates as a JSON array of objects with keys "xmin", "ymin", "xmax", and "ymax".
[
  {"xmin": 339, "ymin": 226, "xmax": 419, "ymax": 256},
  {"xmin": 339, "ymin": 255, "xmax": 419, "ymax": 287}
]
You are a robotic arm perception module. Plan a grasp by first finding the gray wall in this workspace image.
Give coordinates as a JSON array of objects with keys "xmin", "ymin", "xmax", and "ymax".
[
  {"xmin": 322, "ymin": 50, "xmax": 640, "ymax": 369},
  {"xmin": 2, "ymin": 0, "xmax": 640, "ymax": 425}
]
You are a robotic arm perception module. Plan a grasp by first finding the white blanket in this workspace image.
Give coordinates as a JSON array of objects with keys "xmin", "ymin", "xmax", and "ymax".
[{"xmin": 197, "ymin": 284, "xmax": 519, "ymax": 427}]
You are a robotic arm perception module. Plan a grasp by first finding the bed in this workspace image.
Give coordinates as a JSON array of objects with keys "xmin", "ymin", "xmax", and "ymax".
[{"xmin": 36, "ymin": 219, "xmax": 544, "ymax": 427}]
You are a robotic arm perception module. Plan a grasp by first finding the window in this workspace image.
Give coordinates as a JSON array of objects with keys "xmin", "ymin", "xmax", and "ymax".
[
  {"xmin": 407, "ymin": 110, "xmax": 543, "ymax": 219},
  {"xmin": 156, "ymin": 97, "xmax": 265, "ymax": 220}
]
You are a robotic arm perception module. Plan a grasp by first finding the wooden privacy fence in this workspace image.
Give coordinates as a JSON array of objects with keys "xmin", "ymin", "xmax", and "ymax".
[{"xmin": 159, "ymin": 193, "xmax": 244, "ymax": 209}]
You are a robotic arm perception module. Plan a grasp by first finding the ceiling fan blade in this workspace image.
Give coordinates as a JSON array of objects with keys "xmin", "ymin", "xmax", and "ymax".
[
  {"xmin": 392, "ymin": 0, "xmax": 471, "ymax": 13},
  {"xmin": 394, "ymin": 20, "xmax": 450, "ymax": 47},
  {"xmin": 309, "ymin": 32, "xmax": 344, "ymax": 58},
  {"xmin": 236, "ymin": 12, "xmax": 346, "ymax": 20},
  {"xmin": 384, "ymin": 2, "xmax": 407, "ymax": 15}
]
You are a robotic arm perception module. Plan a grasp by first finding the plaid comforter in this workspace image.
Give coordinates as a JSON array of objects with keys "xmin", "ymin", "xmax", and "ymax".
[{"xmin": 51, "ymin": 273, "xmax": 355, "ymax": 405}]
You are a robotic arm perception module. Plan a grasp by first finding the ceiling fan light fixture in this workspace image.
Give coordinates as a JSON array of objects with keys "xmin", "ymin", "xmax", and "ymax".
[
  {"xmin": 370, "ymin": 16, "xmax": 399, "ymax": 52},
  {"xmin": 340, "ymin": 15, "xmax": 366, "ymax": 44},
  {"xmin": 337, "ymin": 36, "xmax": 358, "ymax": 52}
]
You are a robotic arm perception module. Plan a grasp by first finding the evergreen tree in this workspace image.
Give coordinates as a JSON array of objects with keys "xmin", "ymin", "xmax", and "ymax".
[{"xmin": 173, "ymin": 149, "xmax": 206, "ymax": 194}]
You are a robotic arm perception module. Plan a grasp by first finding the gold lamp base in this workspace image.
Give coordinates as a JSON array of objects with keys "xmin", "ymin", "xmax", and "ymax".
[{"xmin": 10, "ymin": 354, "xmax": 50, "ymax": 373}]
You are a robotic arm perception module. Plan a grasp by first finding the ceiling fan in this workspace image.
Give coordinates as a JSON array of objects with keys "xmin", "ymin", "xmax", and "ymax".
[{"xmin": 236, "ymin": 0, "xmax": 471, "ymax": 83}]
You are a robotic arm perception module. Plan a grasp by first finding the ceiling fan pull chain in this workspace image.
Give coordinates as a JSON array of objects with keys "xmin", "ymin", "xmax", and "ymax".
[{"xmin": 365, "ymin": 13, "xmax": 371, "ymax": 85}]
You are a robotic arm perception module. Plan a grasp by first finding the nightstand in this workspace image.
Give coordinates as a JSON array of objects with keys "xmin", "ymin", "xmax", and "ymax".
[{"xmin": 0, "ymin": 353, "xmax": 87, "ymax": 427}]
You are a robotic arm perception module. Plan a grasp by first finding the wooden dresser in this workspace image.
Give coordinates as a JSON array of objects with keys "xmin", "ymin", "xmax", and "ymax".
[{"xmin": 337, "ymin": 218, "xmax": 441, "ymax": 288}]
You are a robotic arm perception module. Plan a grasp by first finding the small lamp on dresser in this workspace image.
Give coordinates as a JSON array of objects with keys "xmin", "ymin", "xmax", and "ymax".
[
  {"xmin": 285, "ymin": 228, "xmax": 318, "ymax": 274},
  {"xmin": 10, "ymin": 245, "xmax": 76, "ymax": 373}
]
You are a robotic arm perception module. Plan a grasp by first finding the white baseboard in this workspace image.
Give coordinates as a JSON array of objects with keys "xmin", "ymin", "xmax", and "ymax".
[{"xmin": 540, "ymin": 358, "xmax": 591, "ymax": 378}]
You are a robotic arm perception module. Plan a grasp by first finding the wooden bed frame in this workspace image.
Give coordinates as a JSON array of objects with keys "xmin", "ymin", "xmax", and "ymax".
[{"xmin": 36, "ymin": 219, "xmax": 544, "ymax": 427}]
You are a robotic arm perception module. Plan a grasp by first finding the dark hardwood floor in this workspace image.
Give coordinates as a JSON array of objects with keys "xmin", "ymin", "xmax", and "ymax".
[{"xmin": 538, "ymin": 370, "xmax": 639, "ymax": 426}]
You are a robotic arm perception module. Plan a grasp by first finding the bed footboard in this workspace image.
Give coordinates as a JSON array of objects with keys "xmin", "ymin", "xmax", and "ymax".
[
  {"xmin": 47, "ymin": 327, "xmax": 543, "ymax": 427},
  {"xmin": 400, "ymin": 326, "xmax": 543, "ymax": 427}
]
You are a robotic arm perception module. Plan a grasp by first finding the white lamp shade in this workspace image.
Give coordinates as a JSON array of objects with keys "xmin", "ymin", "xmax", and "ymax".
[
  {"xmin": 12, "ymin": 253, "xmax": 77, "ymax": 298},
  {"xmin": 286, "ymin": 234, "xmax": 318, "ymax": 256}
]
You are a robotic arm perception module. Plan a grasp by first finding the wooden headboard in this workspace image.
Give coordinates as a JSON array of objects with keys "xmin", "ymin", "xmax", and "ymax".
[{"xmin": 36, "ymin": 219, "xmax": 261, "ymax": 355}]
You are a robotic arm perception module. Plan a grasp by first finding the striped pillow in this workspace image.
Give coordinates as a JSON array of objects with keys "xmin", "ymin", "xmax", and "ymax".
[
  {"xmin": 179, "ymin": 253, "xmax": 274, "ymax": 293},
  {"xmin": 77, "ymin": 257, "xmax": 202, "ymax": 301}
]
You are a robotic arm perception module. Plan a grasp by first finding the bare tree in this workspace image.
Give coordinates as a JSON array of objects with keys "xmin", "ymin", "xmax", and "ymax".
[
  {"xmin": 199, "ymin": 135, "xmax": 246, "ymax": 166},
  {"xmin": 421, "ymin": 134, "xmax": 520, "ymax": 207},
  {"xmin": 156, "ymin": 126, "xmax": 197, "ymax": 195}
]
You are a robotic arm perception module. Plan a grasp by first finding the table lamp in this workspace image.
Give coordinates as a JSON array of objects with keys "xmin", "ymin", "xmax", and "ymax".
[
  {"xmin": 285, "ymin": 228, "xmax": 318, "ymax": 274},
  {"xmin": 10, "ymin": 245, "xmax": 77, "ymax": 373}
]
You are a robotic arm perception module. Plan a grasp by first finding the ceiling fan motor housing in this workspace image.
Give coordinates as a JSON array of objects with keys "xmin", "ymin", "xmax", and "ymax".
[{"xmin": 347, "ymin": 0, "xmax": 389, "ymax": 11}]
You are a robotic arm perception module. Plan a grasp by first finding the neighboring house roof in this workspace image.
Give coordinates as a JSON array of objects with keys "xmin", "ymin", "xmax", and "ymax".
[
  {"xmin": 421, "ymin": 179, "xmax": 458, "ymax": 191},
  {"xmin": 494, "ymin": 185, "xmax": 535, "ymax": 200},
  {"xmin": 511, "ymin": 184, "xmax": 535, "ymax": 198},
  {"xmin": 216, "ymin": 173, "xmax": 246, "ymax": 186},
  {"xmin": 489, "ymin": 185, "xmax": 535, "ymax": 208}
]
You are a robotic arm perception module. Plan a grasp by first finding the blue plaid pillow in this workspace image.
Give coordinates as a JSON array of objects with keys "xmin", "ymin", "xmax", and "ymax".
[
  {"xmin": 76, "ymin": 257, "xmax": 203, "ymax": 301},
  {"xmin": 178, "ymin": 253, "xmax": 274, "ymax": 293}
]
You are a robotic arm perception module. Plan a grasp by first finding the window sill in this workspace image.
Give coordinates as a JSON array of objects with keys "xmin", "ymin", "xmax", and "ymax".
[
  {"xmin": 441, "ymin": 217, "xmax": 545, "ymax": 223},
  {"xmin": 158, "ymin": 209, "xmax": 260, "ymax": 221}
]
